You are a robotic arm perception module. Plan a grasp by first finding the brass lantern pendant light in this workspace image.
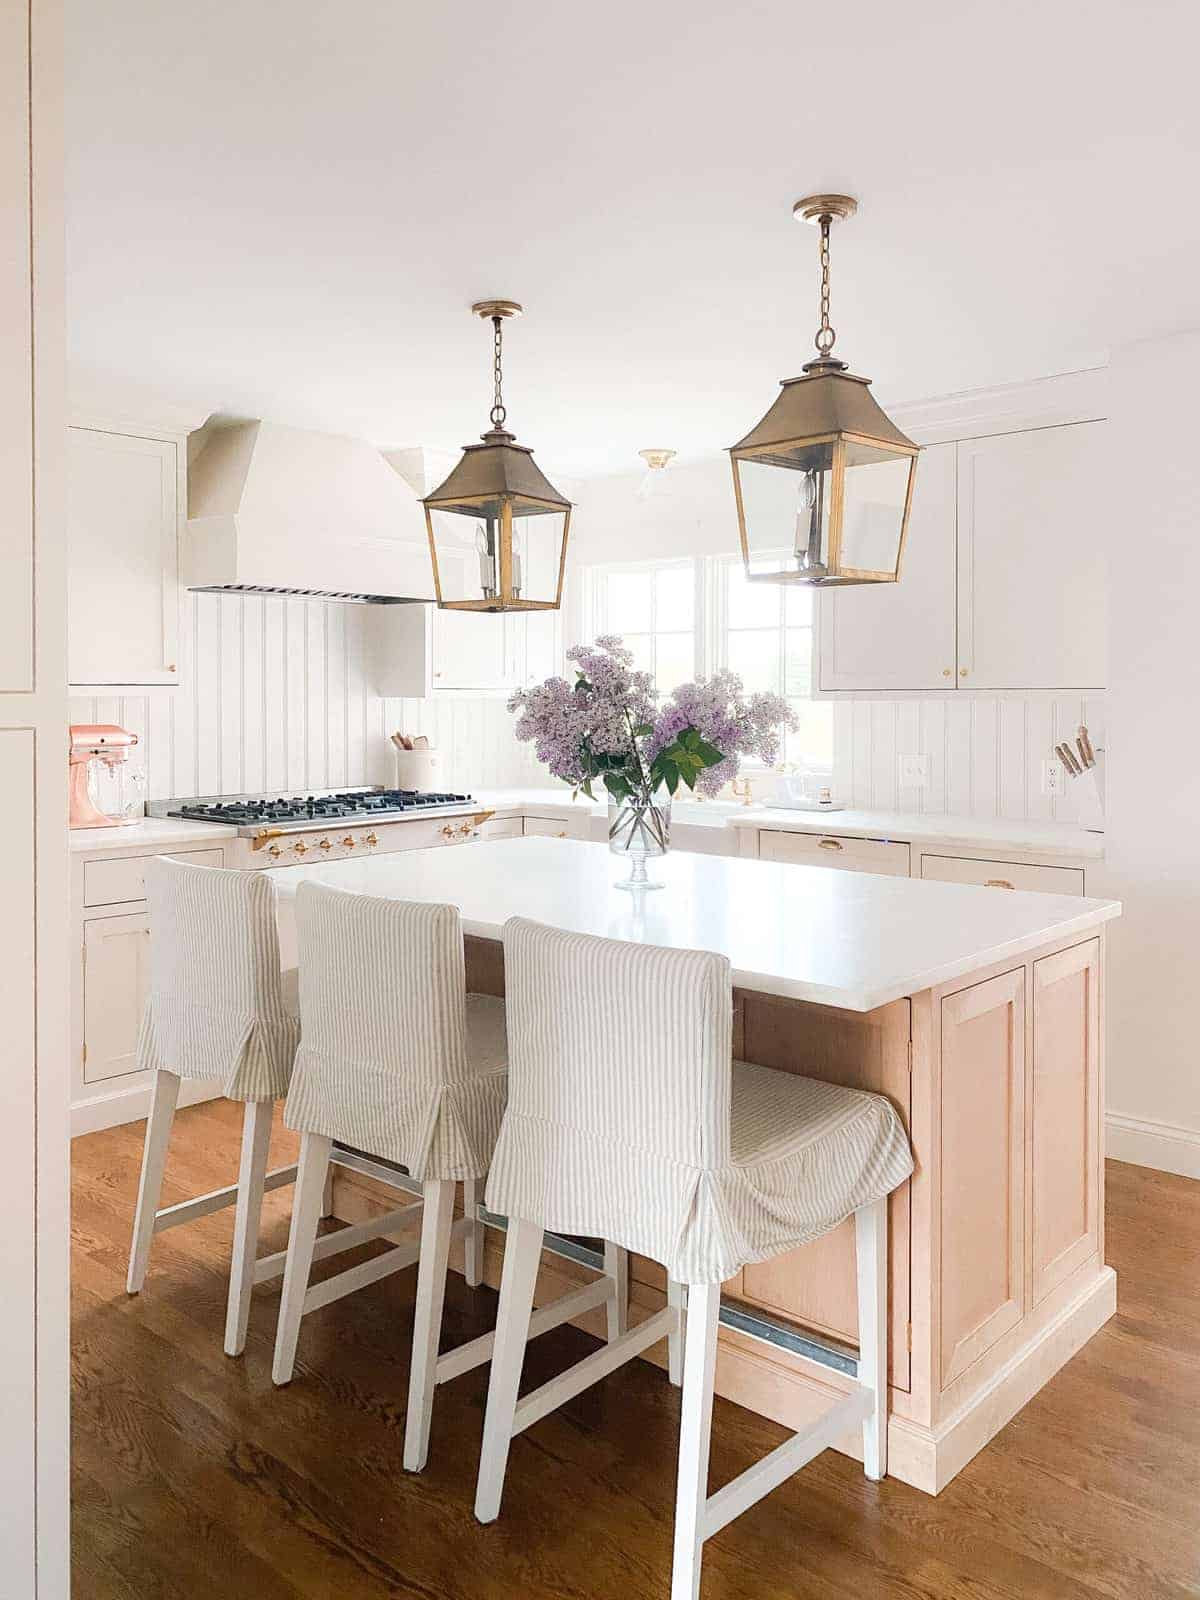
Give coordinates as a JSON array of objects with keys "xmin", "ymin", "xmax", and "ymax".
[
  {"xmin": 423, "ymin": 300, "xmax": 572, "ymax": 613},
  {"xmin": 729, "ymin": 195, "xmax": 919, "ymax": 587}
]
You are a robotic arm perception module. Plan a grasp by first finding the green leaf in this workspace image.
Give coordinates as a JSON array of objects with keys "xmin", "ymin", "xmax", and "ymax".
[
  {"xmin": 680, "ymin": 762, "xmax": 697, "ymax": 790},
  {"xmin": 690, "ymin": 738, "xmax": 725, "ymax": 767},
  {"xmin": 659, "ymin": 758, "xmax": 680, "ymax": 796},
  {"xmin": 603, "ymin": 773, "xmax": 632, "ymax": 802},
  {"xmin": 633, "ymin": 723, "xmax": 655, "ymax": 738}
]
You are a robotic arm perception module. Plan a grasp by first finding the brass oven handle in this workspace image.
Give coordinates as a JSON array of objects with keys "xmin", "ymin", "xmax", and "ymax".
[
  {"xmin": 251, "ymin": 827, "xmax": 286, "ymax": 852},
  {"xmin": 985, "ymin": 878, "xmax": 1015, "ymax": 889},
  {"xmin": 817, "ymin": 838, "xmax": 844, "ymax": 851}
]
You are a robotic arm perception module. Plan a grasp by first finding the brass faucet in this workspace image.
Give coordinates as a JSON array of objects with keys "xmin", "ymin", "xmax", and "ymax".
[{"xmin": 731, "ymin": 777, "xmax": 755, "ymax": 807}]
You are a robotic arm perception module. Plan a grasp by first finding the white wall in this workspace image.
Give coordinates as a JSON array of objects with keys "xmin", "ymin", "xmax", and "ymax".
[
  {"xmin": 1101, "ymin": 330, "xmax": 1200, "ymax": 1178},
  {"xmin": 69, "ymin": 589, "xmax": 536, "ymax": 805}
]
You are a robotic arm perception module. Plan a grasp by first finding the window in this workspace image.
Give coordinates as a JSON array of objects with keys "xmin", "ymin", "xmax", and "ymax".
[
  {"xmin": 589, "ymin": 559, "xmax": 700, "ymax": 692},
  {"xmin": 583, "ymin": 556, "xmax": 833, "ymax": 771}
]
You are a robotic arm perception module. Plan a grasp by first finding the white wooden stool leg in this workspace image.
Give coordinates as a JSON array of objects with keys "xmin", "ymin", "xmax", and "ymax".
[
  {"xmin": 671, "ymin": 1280, "xmax": 720, "ymax": 1600},
  {"xmin": 474, "ymin": 1216, "xmax": 543, "ymax": 1524},
  {"xmin": 855, "ymin": 1196, "xmax": 888, "ymax": 1481},
  {"xmin": 321, "ymin": 1162, "xmax": 335, "ymax": 1219},
  {"xmin": 604, "ymin": 1242, "xmax": 629, "ymax": 1342},
  {"xmin": 126, "ymin": 1070, "xmax": 181, "ymax": 1295},
  {"xmin": 404, "ymin": 1177, "xmax": 457, "ymax": 1473},
  {"xmin": 462, "ymin": 1177, "xmax": 483, "ymax": 1288},
  {"xmin": 271, "ymin": 1132, "xmax": 331, "ymax": 1386},
  {"xmin": 224, "ymin": 1098, "xmax": 274, "ymax": 1357},
  {"xmin": 667, "ymin": 1278, "xmax": 686, "ymax": 1386}
]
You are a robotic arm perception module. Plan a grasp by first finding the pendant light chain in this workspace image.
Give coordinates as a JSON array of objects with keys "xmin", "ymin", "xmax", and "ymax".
[
  {"xmin": 815, "ymin": 214, "xmax": 836, "ymax": 358},
  {"xmin": 490, "ymin": 315, "xmax": 506, "ymax": 428}
]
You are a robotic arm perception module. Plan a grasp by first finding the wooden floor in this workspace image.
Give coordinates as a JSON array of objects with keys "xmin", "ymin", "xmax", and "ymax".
[{"xmin": 73, "ymin": 1100, "xmax": 1200, "ymax": 1600}]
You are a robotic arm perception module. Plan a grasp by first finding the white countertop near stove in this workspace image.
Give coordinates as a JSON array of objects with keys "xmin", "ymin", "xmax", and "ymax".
[
  {"xmin": 267, "ymin": 836, "xmax": 1120, "ymax": 1012},
  {"xmin": 69, "ymin": 816, "xmax": 235, "ymax": 855}
]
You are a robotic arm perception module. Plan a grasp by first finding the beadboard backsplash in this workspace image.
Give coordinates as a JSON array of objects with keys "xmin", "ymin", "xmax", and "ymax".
[
  {"xmin": 831, "ymin": 696, "xmax": 1105, "ymax": 824},
  {"xmin": 69, "ymin": 590, "xmax": 539, "ymax": 810}
]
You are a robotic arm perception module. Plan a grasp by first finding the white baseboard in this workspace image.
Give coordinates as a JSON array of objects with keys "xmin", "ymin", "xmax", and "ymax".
[
  {"xmin": 1106, "ymin": 1111, "xmax": 1200, "ymax": 1180},
  {"xmin": 71, "ymin": 1076, "xmax": 222, "ymax": 1138}
]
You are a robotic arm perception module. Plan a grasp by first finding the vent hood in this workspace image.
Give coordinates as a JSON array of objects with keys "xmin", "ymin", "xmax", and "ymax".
[{"xmin": 185, "ymin": 420, "xmax": 436, "ymax": 603}]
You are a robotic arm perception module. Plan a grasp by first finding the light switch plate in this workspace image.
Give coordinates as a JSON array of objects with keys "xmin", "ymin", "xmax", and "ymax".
[{"xmin": 898, "ymin": 753, "xmax": 930, "ymax": 789}]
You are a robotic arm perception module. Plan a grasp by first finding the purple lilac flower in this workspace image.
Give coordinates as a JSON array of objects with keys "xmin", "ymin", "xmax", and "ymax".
[{"xmin": 649, "ymin": 671, "xmax": 797, "ymax": 797}]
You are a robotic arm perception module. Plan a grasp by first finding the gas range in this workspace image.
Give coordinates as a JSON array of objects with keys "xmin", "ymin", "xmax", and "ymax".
[
  {"xmin": 152, "ymin": 786, "xmax": 478, "ymax": 835},
  {"xmin": 149, "ymin": 787, "xmax": 494, "ymax": 866}
]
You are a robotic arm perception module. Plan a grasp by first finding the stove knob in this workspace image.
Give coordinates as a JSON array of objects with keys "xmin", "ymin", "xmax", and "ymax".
[
  {"xmin": 268, "ymin": 844, "xmax": 282, "ymax": 860},
  {"xmin": 318, "ymin": 837, "xmax": 332, "ymax": 852},
  {"xmin": 293, "ymin": 840, "xmax": 309, "ymax": 856},
  {"xmin": 342, "ymin": 835, "xmax": 356, "ymax": 848},
  {"xmin": 365, "ymin": 831, "xmax": 379, "ymax": 848}
]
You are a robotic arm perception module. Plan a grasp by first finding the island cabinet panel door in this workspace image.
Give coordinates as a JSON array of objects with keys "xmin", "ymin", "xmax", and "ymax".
[
  {"xmin": 1031, "ymin": 940, "xmax": 1100, "ymax": 1307},
  {"xmin": 938, "ymin": 968, "xmax": 1026, "ymax": 1389},
  {"xmin": 733, "ymin": 993, "xmax": 913, "ymax": 1391}
]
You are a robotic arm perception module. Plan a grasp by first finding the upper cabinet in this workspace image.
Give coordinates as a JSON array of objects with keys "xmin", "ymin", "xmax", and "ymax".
[
  {"xmin": 432, "ymin": 607, "xmax": 559, "ymax": 693},
  {"xmin": 814, "ymin": 415, "xmax": 1107, "ymax": 696},
  {"xmin": 67, "ymin": 425, "xmax": 183, "ymax": 688}
]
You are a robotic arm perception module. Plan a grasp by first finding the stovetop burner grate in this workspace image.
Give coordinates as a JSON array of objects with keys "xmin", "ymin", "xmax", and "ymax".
[{"xmin": 169, "ymin": 788, "xmax": 475, "ymax": 825}]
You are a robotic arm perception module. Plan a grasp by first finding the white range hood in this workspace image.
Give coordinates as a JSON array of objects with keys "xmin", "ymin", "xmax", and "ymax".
[{"xmin": 185, "ymin": 419, "xmax": 436, "ymax": 603}]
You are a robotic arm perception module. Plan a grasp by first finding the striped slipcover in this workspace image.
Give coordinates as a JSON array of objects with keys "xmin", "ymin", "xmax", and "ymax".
[
  {"xmin": 284, "ymin": 884, "xmax": 507, "ymax": 1181},
  {"xmin": 137, "ymin": 857, "xmax": 300, "ymax": 1102},
  {"xmin": 486, "ymin": 918, "xmax": 914, "ymax": 1285}
]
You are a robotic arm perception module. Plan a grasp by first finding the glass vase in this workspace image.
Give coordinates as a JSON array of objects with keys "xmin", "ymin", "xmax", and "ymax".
[{"xmin": 608, "ymin": 794, "xmax": 671, "ymax": 890}]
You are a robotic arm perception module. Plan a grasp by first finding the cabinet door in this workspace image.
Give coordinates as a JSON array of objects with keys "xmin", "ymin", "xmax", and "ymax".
[
  {"xmin": 432, "ymin": 607, "xmax": 518, "ymax": 691},
  {"xmin": 939, "ymin": 968, "xmax": 1025, "ymax": 1388},
  {"xmin": 816, "ymin": 441, "xmax": 957, "ymax": 692},
  {"xmin": 67, "ymin": 428, "xmax": 179, "ymax": 686},
  {"xmin": 1031, "ymin": 940, "xmax": 1100, "ymax": 1305},
  {"xmin": 82, "ymin": 912, "xmax": 151, "ymax": 1083},
  {"xmin": 957, "ymin": 422, "xmax": 1107, "ymax": 690}
]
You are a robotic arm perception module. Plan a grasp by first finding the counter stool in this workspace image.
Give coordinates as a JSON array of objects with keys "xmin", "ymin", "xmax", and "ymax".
[
  {"xmin": 475, "ymin": 918, "xmax": 914, "ymax": 1600},
  {"xmin": 127, "ymin": 856, "xmax": 302, "ymax": 1358}
]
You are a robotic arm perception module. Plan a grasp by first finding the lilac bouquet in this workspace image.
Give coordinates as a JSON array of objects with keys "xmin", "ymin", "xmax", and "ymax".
[{"xmin": 507, "ymin": 635, "xmax": 797, "ymax": 807}]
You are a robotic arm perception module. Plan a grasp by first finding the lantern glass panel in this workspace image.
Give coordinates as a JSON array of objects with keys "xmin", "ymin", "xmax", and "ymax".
[
  {"xmin": 840, "ymin": 441, "xmax": 913, "ymax": 576},
  {"xmin": 429, "ymin": 505, "xmax": 503, "ymax": 604},
  {"xmin": 737, "ymin": 444, "xmax": 835, "ymax": 580},
  {"xmin": 509, "ymin": 505, "xmax": 567, "ymax": 605}
]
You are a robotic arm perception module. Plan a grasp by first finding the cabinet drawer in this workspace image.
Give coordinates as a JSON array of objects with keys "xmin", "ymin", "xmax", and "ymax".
[
  {"xmin": 523, "ymin": 814, "xmax": 590, "ymax": 839},
  {"xmin": 759, "ymin": 830, "xmax": 910, "ymax": 877},
  {"xmin": 920, "ymin": 855, "xmax": 1085, "ymax": 896},
  {"xmin": 476, "ymin": 818, "xmax": 524, "ymax": 840},
  {"xmin": 83, "ymin": 846, "xmax": 225, "ymax": 907}
]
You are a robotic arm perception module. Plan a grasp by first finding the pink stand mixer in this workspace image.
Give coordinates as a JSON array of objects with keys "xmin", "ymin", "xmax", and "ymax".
[{"xmin": 68, "ymin": 723, "xmax": 140, "ymax": 828}]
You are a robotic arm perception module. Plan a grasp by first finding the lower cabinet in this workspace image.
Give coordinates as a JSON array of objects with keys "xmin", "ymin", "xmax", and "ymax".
[
  {"xmin": 920, "ymin": 853, "xmax": 1085, "ymax": 896},
  {"xmin": 523, "ymin": 813, "xmax": 590, "ymax": 839},
  {"xmin": 82, "ymin": 912, "xmax": 151, "ymax": 1083}
]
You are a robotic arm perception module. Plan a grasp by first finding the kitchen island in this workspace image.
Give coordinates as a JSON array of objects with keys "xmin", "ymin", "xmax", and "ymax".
[{"xmin": 270, "ymin": 837, "xmax": 1120, "ymax": 1494}]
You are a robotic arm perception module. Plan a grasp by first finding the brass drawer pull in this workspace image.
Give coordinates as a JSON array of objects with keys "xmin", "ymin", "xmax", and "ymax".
[
  {"xmin": 985, "ymin": 877, "xmax": 1015, "ymax": 889},
  {"xmin": 817, "ymin": 838, "xmax": 844, "ymax": 851}
]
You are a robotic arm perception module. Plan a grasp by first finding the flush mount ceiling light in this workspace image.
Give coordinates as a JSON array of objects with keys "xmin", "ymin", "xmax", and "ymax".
[
  {"xmin": 728, "ymin": 194, "xmax": 920, "ymax": 587},
  {"xmin": 636, "ymin": 447, "xmax": 676, "ymax": 499},
  {"xmin": 423, "ymin": 300, "xmax": 571, "ymax": 613}
]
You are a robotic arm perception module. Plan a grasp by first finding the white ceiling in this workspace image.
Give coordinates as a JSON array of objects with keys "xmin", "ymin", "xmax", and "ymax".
[{"xmin": 66, "ymin": 0, "xmax": 1200, "ymax": 475}]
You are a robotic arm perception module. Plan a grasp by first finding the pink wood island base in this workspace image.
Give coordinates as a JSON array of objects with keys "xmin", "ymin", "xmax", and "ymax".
[{"xmin": 270, "ymin": 838, "xmax": 1117, "ymax": 1495}]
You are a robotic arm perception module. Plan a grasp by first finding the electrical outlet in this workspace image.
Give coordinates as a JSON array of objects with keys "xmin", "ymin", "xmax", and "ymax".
[
  {"xmin": 898, "ymin": 753, "xmax": 930, "ymax": 789},
  {"xmin": 1042, "ymin": 758, "xmax": 1065, "ymax": 798}
]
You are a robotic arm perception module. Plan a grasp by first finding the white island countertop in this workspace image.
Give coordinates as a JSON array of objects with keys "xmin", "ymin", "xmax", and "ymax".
[{"xmin": 267, "ymin": 836, "xmax": 1119, "ymax": 1012}]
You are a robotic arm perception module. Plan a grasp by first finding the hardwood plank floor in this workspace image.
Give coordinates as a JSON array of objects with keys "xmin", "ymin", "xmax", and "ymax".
[{"xmin": 72, "ymin": 1101, "xmax": 1200, "ymax": 1599}]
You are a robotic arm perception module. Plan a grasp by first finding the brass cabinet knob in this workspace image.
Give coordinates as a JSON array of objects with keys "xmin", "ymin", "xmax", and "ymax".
[
  {"xmin": 942, "ymin": 667, "xmax": 952, "ymax": 678},
  {"xmin": 293, "ymin": 840, "xmax": 308, "ymax": 855},
  {"xmin": 365, "ymin": 831, "xmax": 379, "ymax": 847},
  {"xmin": 959, "ymin": 667, "xmax": 968, "ymax": 678},
  {"xmin": 342, "ymin": 835, "xmax": 356, "ymax": 848},
  {"xmin": 318, "ymin": 837, "xmax": 332, "ymax": 852}
]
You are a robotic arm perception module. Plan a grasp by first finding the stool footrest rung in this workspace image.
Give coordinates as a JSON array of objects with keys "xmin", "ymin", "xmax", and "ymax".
[
  {"xmin": 301, "ymin": 1216, "xmax": 468, "ymax": 1315},
  {"xmin": 512, "ymin": 1306, "xmax": 675, "ymax": 1439},
  {"xmin": 701, "ymin": 1385, "xmax": 873, "ymax": 1542},
  {"xmin": 437, "ymin": 1275, "xmax": 615, "ymax": 1387},
  {"xmin": 254, "ymin": 1201, "xmax": 425, "ymax": 1285},
  {"xmin": 153, "ymin": 1163, "xmax": 297, "ymax": 1233}
]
